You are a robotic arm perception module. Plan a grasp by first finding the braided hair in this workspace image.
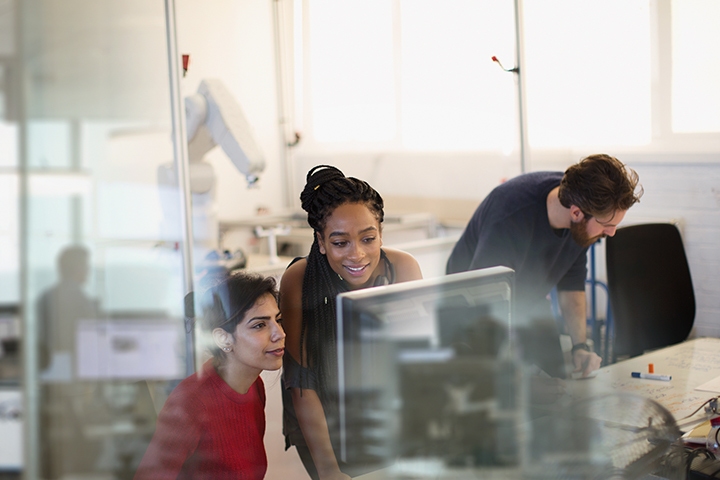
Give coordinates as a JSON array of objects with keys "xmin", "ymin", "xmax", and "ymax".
[{"xmin": 298, "ymin": 165, "xmax": 384, "ymax": 400}]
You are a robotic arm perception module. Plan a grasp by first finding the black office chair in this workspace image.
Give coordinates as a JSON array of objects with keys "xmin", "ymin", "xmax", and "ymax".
[{"xmin": 605, "ymin": 223, "xmax": 695, "ymax": 363}]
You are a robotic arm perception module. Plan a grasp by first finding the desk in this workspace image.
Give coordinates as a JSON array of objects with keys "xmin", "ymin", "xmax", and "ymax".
[
  {"xmin": 567, "ymin": 337, "xmax": 720, "ymax": 422},
  {"xmin": 354, "ymin": 338, "xmax": 720, "ymax": 480}
]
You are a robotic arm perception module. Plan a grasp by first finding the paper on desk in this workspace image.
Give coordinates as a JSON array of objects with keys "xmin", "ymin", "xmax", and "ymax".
[
  {"xmin": 695, "ymin": 374, "xmax": 720, "ymax": 393},
  {"xmin": 681, "ymin": 419, "xmax": 711, "ymax": 444}
]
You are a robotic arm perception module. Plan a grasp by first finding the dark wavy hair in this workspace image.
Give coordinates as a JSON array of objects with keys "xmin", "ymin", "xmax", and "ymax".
[
  {"xmin": 200, "ymin": 271, "xmax": 278, "ymax": 360},
  {"xmin": 558, "ymin": 153, "xmax": 643, "ymax": 218},
  {"xmin": 298, "ymin": 165, "xmax": 384, "ymax": 399}
]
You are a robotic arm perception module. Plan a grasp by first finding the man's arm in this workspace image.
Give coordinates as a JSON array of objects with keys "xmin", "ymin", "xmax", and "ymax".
[{"xmin": 557, "ymin": 290, "xmax": 602, "ymax": 376}]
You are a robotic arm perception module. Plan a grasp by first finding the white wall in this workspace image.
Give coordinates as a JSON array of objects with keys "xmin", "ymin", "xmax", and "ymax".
[
  {"xmin": 177, "ymin": 0, "xmax": 286, "ymax": 222},
  {"xmin": 620, "ymin": 161, "xmax": 720, "ymax": 338}
]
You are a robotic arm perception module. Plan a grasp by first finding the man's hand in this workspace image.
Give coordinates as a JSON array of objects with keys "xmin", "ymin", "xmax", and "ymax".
[{"xmin": 572, "ymin": 349, "xmax": 601, "ymax": 377}]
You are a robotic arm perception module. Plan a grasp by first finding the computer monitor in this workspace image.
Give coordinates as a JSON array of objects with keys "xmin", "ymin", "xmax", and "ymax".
[
  {"xmin": 76, "ymin": 318, "xmax": 184, "ymax": 380},
  {"xmin": 336, "ymin": 266, "xmax": 522, "ymax": 473}
]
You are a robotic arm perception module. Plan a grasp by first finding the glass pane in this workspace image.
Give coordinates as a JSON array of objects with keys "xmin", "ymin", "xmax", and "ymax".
[
  {"xmin": 308, "ymin": 0, "xmax": 396, "ymax": 142},
  {"xmin": 16, "ymin": 1, "xmax": 188, "ymax": 478},
  {"xmin": 523, "ymin": 0, "xmax": 652, "ymax": 148},
  {"xmin": 671, "ymin": 0, "xmax": 720, "ymax": 133},
  {"xmin": 0, "ymin": 174, "xmax": 19, "ymax": 304},
  {"xmin": 0, "ymin": 0, "xmax": 13, "ymax": 57},
  {"xmin": 0, "ymin": 65, "xmax": 6, "ymax": 119},
  {"xmin": 400, "ymin": 0, "xmax": 516, "ymax": 151},
  {"xmin": 0, "ymin": 122, "xmax": 18, "ymax": 167},
  {"xmin": 27, "ymin": 121, "xmax": 72, "ymax": 169}
]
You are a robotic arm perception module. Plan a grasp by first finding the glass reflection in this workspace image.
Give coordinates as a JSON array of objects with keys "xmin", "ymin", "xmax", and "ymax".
[{"xmin": 16, "ymin": 1, "xmax": 185, "ymax": 478}]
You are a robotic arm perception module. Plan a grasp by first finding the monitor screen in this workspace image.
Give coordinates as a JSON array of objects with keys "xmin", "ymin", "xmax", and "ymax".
[
  {"xmin": 76, "ymin": 319, "xmax": 184, "ymax": 380},
  {"xmin": 336, "ymin": 266, "xmax": 522, "ymax": 473}
]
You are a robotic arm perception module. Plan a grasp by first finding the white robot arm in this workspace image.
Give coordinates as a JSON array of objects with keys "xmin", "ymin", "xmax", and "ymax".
[
  {"xmin": 158, "ymin": 79, "xmax": 267, "ymax": 249},
  {"xmin": 185, "ymin": 79, "xmax": 266, "ymax": 186}
]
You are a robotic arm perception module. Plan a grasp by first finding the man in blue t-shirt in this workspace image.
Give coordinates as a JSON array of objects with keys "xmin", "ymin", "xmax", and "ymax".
[{"xmin": 447, "ymin": 154, "xmax": 642, "ymax": 377}]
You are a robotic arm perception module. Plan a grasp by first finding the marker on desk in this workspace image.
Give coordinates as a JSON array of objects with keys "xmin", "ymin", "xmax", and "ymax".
[{"xmin": 631, "ymin": 372, "xmax": 671, "ymax": 381}]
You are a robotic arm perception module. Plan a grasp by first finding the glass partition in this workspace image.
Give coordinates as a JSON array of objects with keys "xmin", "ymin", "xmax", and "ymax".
[{"xmin": 6, "ymin": 1, "xmax": 195, "ymax": 478}]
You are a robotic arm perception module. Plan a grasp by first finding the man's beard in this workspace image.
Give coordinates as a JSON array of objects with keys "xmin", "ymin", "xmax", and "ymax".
[{"xmin": 570, "ymin": 218, "xmax": 604, "ymax": 248}]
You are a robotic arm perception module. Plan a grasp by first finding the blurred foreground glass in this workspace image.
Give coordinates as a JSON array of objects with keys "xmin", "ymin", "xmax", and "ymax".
[{"xmin": 14, "ymin": 1, "xmax": 190, "ymax": 478}]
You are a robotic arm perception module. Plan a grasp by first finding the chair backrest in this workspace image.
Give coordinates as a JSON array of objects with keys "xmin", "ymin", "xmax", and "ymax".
[{"xmin": 605, "ymin": 223, "xmax": 695, "ymax": 361}]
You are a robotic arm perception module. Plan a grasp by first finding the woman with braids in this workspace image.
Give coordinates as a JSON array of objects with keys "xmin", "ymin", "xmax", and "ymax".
[
  {"xmin": 281, "ymin": 165, "xmax": 423, "ymax": 480},
  {"xmin": 135, "ymin": 272, "xmax": 285, "ymax": 479}
]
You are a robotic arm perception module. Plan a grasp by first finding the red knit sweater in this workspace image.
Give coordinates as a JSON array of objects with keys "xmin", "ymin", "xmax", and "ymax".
[{"xmin": 134, "ymin": 361, "xmax": 267, "ymax": 480}]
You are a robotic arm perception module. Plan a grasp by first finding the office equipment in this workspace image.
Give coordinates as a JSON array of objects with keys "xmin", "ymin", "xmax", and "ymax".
[
  {"xmin": 0, "ymin": 388, "xmax": 22, "ymax": 471},
  {"xmin": 76, "ymin": 319, "xmax": 184, "ymax": 380},
  {"xmin": 632, "ymin": 372, "xmax": 672, "ymax": 381},
  {"xmin": 357, "ymin": 338, "xmax": 720, "ymax": 480},
  {"xmin": 528, "ymin": 343, "xmax": 720, "ymax": 479},
  {"xmin": 683, "ymin": 419, "xmax": 713, "ymax": 444},
  {"xmin": 184, "ymin": 79, "xmax": 266, "ymax": 187},
  {"xmin": 605, "ymin": 223, "xmax": 695, "ymax": 362},
  {"xmin": 531, "ymin": 392, "xmax": 681, "ymax": 479},
  {"xmin": 566, "ymin": 338, "xmax": 720, "ymax": 422},
  {"xmin": 688, "ymin": 456, "xmax": 720, "ymax": 480},
  {"xmin": 707, "ymin": 417, "xmax": 720, "ymax": 455},
  {"xmin": 336, "ymin": 267, "xmax": 517, "ymax": 474}
]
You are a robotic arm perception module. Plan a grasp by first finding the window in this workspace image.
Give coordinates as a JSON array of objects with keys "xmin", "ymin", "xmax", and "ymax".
[
  {"xmin": 298, "ymin": 1, "xmax": 718, "ymax": 153},
  {"xmin": 399, "ymin": 0, "xmax": 516, "ymax": 151},
  {"xmin": 302, "ymin": 0, "xmax": 516, "ymax": 151},
  {"xmin": 671, "ymin": 0, "xmax": 720, "ymax": 133},
  {"xmin": 522, "ymin": 1, "xmax": 652, "ymax": 148},
  {"xmin": 307, "ymin": 0, "xmax": 396, "ymax": 143}
]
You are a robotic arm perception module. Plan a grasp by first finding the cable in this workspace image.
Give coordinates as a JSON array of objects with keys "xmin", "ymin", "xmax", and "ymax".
[
  {"xmin": 686, "ymin": 446, "xmax": 718, "ymax": 479},
  {"xmin": 677, "ymin": 396, "xmax": 720, "ymax": 430}
]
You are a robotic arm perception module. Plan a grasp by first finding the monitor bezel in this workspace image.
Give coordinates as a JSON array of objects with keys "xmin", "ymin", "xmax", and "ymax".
[{"xmin": 336, "ymin": 265, "xmax": 515, "ymax": 463}]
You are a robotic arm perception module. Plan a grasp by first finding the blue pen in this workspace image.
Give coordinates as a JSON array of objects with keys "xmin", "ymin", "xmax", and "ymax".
[{"xmin": 631, "ymin": 372, "xmax": 671, "ymax": 381}]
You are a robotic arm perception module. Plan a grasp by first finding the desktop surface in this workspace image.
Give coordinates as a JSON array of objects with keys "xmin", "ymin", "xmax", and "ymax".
[
  {"xmin": 566, "ymin": 337, "xmax": 720, "ymax": 421},
  {"xmin": 353, "ymin": 337, "xmax": 720, "ymax": 480}
]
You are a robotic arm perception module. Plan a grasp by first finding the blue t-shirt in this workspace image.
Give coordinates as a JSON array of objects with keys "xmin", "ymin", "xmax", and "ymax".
[{"xmin": 446, "ymin": 171, "xmax": 588, "ymax": 321}]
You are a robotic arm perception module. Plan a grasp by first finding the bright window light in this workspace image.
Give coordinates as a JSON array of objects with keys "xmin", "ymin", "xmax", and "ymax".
[
  {"xmin": 28, "ymin": 173, "xmax": 93, "ymax": 197},
  {"xmin": 308, "ymin": 0, "xmax": 396, "ymax": 142},
  {"xmin": 0, "ymin": 122, "xmax": 17, "ymax": 167},
  {"xmin": 28, "ymin": 120, "xmax": 72, "ymax": 168},
  {"xmin": 522, "ymin": 1, "xmax": 652, "ymax": 148},
  {"xmin": 671, "ymin": 0, "xmax": 720, "ymax": 133},
  {"xmin": 399, "ymin": 0, "xmax": 516, "ymax": 151}
]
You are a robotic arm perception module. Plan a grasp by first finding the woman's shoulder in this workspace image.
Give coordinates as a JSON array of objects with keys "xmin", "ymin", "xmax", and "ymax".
[
  {"xmin": 383, "ymin": 247, "xmax": 423, "ymax": 282},
  {"xmin": 285, "ymin": 256, "xmax": 307, "ymax": 275},
  {"xmin": 280, "ymin": 257, "xmax": 307, "ymax": 293},
  {"xmin": 178, "ymin": 361, "xmax": 220, "ymax": 395}
]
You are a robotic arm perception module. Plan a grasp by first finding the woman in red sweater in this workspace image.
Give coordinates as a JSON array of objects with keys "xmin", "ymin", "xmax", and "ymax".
[{"xmin": 135, "ymin": 272, "xmax": 285, "ymax": 479}]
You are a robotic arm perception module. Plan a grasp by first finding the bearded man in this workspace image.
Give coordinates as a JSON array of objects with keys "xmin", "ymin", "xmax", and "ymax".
[{"xmin": 447, "ymin": 154, "xmax": 642, "ymax": 377}]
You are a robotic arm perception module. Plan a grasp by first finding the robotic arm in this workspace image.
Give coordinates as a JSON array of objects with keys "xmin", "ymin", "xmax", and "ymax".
[
  {"xmin": 184, "ymin": 79, "xmax": 266, "ymax": 187},
  {"xmin": 158, "ymin": 79, "xmax": 266, "ymax": 250}
]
